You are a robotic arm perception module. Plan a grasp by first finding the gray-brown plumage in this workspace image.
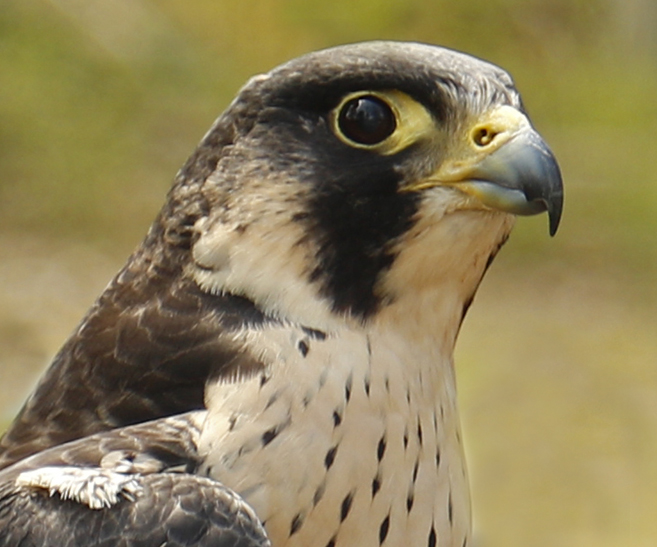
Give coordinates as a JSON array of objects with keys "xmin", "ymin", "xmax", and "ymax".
[
  {"xmin": 0, "ymin": 41, "xmax": 562, "ymax": 547},
  {"xmin": 0, "ymin": 414, "xmax": 269, "ymax": 547}
]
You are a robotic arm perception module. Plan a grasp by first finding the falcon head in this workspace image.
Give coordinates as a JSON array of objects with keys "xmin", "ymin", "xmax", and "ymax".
[
  {"xmin": 158, "ymin": 41, "xmax": 562, "ymax": 331},
  {"xmin": 0, "ymin": 41, "xmax": 563, "ymax": 476}
]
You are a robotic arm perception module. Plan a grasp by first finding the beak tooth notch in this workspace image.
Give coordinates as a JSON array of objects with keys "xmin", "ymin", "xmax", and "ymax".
[{"xmin": 457, "ymin": 113, "xmax": 564, "ymax": 236}]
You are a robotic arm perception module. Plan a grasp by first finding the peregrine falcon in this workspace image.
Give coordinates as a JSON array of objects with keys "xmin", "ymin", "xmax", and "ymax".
[{"xmin": 0, "ymin": 41, "xmax": 562, "ymax": 547}]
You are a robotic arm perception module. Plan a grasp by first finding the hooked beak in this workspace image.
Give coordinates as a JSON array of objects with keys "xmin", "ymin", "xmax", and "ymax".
[{"xmin": 406, "ymin": 106, "xmax": 564, "ymax": 236}]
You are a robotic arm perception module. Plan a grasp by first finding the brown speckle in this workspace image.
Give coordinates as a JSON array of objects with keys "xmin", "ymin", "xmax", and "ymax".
[
  {"xmin": 302, "ymin": 326, "xmax": 327, "ymax": 340},
  {"xmin": 298, "ymin": 340, "xmax": 309, "ymax": 357},
  {"xmin": 377, "ymin": 436, "xmax": 386, "ymax": 462},
  {"xmin": 340, "ymin": 491, "xmax": 355, "ymax": 522},
  {"xmin": 333, "ymin": 410, "xmax": 342, "ymax": 427},
  {"xmin": 262, "ymin": 426, "xmax": 278, "ymax": 446},
  {"xmin": 379, "ymin": 515, "xmax": 390, "ymax": 544},
  {"xmin": 412, "ymin": 459, "xmax": 419, "ymax": 482},
  {"xmin": 265, "ymin": 390, "xmax": 280, "ymax": 410},
  {"xmin": 325, "ymin": 445, "xmax": 338, "ymax": 470},
  {"xmin": 345, "ymin": 374, "xmax": 353, "ymax": 402},
  {"xmin": 428, "ymin": 526, "xmax": 436, "ymax": 547},
  {"xmin": 313, "ymin": 482, "xmax": 326, "ymax": 506},
  {"xmin": 448, "ymin": 493, "xmax": 453, "ymax": 525},
  {"xmin": 372, "ymin": 473, "xmax": 381, "ymax": 498},
  {"xmin": 290, "ymin": 513, "xmax": 304, "ymax": 536},
  {"xmin": 261, "ymin": 416, "xmax": 291, "ymax": 447}
]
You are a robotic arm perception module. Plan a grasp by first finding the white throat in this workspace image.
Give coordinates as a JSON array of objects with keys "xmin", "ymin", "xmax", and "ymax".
[
  {"xmin": 193, "ymin": 200, "xmax": 513, "ymax": 547},
  {"xmin": 198, "ymin": 316, "xmax": 470, "ymax": 547}
]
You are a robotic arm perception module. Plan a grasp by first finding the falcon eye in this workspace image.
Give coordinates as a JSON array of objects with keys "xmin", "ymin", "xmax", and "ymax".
[
  {"xmin": 331, "ymin": 90, "xmax": 434, "ymax": 155},
  {"xmin": 336, "ymin": 95, "xmax": 396, "ymax": 146}
]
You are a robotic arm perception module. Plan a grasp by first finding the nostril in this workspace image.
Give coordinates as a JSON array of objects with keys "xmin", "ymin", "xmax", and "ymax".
[{"xmin": 473, "ymin": 127, "xmax": 498, "ymax": 147}]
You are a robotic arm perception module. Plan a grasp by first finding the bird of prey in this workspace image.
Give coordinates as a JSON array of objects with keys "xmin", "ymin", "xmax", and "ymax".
[{"xmin": 0, "ymin": 41, "xmax": 562, "ymax": 547}]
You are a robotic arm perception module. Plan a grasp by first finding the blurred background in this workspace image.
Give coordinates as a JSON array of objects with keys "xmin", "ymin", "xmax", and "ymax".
[{"xmin": 0, "ymin": 0, "xmax": 655, "ymax": 545}]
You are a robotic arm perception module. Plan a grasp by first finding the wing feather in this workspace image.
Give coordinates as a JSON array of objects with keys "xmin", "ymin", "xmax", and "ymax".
[
  {"xmin": 0, "ymin": 413, "xmax": 269, "ymax": 547},
  {"xmin": 0, "ymin": 268, "xmax": 271, "ymax": 469}
]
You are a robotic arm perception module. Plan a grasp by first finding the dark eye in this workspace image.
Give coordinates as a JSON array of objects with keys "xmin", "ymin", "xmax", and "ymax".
[{"xmin": 337, "ymin": 95, "xmax": 396, "ymax": 145}]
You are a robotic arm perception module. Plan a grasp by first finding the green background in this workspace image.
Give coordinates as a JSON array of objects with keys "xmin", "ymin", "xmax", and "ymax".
[{"xmin": 1, "ymin": 1, "xmax": 655, "ymax": 545}]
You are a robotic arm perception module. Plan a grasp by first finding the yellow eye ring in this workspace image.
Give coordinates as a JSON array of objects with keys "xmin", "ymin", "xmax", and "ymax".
[{"xmin": 330, "ymin": 90, "xmax": 436, "ymax": 155}]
